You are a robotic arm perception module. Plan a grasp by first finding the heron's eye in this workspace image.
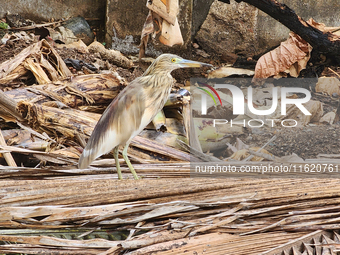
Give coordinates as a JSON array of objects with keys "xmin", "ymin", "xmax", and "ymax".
[{"xmin": 171, "ymin": 58, "xmax": 176, "ymax": 63}]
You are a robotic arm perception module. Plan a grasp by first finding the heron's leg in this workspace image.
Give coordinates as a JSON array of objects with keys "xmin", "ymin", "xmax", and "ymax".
[
  {"xmin": 113, "ymin": 146, "xmax": 123, "ymax": 180},
  {"xmin": 122, "ymin": 143, "xmax": 139, "ymax": 180}
]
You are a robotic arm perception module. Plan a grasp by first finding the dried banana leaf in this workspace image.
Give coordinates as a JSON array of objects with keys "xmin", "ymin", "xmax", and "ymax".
[
  {"xmin": 5, "ymin": 73, "xmax": 126, "ymax": 110},
  {"xmin": 0, "ymin": 39, "xmax": 71, "ymax": 85},
  {"xmin": 17, "ymin": 101, "xmax": 98, "ymax": 138}
]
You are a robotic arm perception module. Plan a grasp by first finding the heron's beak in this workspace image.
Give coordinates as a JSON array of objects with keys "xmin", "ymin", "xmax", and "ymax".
[{"xmin": 178, "ymin": 59, "xmax": 213, "ymax": 68}]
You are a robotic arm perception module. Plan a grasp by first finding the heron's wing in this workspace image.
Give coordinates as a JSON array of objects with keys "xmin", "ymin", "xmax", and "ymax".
[{"xmin": 78, "ymin": 78, "xmax": 146, "ymax": 168}]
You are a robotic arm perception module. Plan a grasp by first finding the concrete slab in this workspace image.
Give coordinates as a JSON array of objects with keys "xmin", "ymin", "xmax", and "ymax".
[
  {"xmin": 192, "ymin": 0, "xmax": 215, "ymax": 36},
  {"xmin": 196, "ymin": 0, "xmax": 258, "ymax": 57},
  {"xmin": 0, "ymin": 0, "xmax": 106, "ymax": 23}
]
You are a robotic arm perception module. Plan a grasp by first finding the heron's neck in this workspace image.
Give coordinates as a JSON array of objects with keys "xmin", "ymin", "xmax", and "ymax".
[
  {"xmin": 142, "ymin": 72, "xmax": 174, "ymax": 110},
  {"xmin": 141, "ymin": 71, "xmax": 174, "ymax": 89},
  {"xmin": 143, "ymin": 62, "xmax": 174, "ymax": 77},
  {"xmin": 143, "ymin": 61, "xmax": 160, "ymax": 76}
]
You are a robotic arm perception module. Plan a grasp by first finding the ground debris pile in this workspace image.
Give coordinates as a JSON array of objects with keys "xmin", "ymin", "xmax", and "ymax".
[{"xmin": 1, "ymin": 12, "xmax": 340, "ymax": 254}]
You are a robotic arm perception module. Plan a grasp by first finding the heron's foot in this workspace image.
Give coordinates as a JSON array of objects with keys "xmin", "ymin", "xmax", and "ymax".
[
  {"xmin": 123, "ymin": 144, "xmax": 139, "ymax": 180},
  {"xmin": 113, "ymin": 146, "xmax": 123, "ymax": 180}
]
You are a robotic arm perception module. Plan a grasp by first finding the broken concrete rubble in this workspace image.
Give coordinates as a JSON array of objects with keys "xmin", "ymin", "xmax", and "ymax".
[
  {"xmin": 196, "ymin": 0, "xmax": 258, "ymax": 57},
  {"xmin": 63, "ymin": 17, "xmax": 94, "ymax": 45}
]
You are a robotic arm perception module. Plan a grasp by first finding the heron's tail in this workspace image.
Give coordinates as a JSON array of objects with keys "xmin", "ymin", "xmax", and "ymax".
[
  {"xmin": 78, "ymin": 147, "xmax": 97, "ymax": 169},
  {"xmin": 78, "ymin": 123, "xmax": 121, "ymax": 169}
]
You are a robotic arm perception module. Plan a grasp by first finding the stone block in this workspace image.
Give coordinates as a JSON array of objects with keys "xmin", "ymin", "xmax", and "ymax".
[
  {"xmin": 192, "ymin": 0, "xmax": 215, "ymax": 35},
  {"xmin": 196, "ymin": 0, "xmax": 258, "ymax": 58}
]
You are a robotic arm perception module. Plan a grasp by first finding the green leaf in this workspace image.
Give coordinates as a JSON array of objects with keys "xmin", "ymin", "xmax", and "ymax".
[{"xmin": 0, "ymin": 21, "xmax": 9, "ymax": 29}]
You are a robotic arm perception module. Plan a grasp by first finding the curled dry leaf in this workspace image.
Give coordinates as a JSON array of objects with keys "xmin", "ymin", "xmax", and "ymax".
[
  {"xmin": 253, "ymin": 18, "xmax": 340, "ymax": 82},
  {"xmin": 208, "ymin": 67, "xmax": 254, "ymax": 79},
  {"xmin": 306, "ymin": 18, "xmax": 340, "ymax": 34},
  {"xmin": 306, "ymin": 18, "xmax": 340, "ymax": 41},
  {"xmin": 315, "ymin": 77, "xmax": 340, "ymax": 96},
  {"xmin": 319, "ymin": 111, "xmax": 336, "ymax": 124},
  {"xmin": 230, "ymin": 147, "xmax": 272, "ymax": 161},
  {"xmin": 253, "ymin": 32, "xmax": 312, "ymax": 81}
]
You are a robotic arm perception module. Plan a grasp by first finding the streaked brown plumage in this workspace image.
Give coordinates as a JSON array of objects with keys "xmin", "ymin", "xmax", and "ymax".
[{"xmin": 78, "ymin": 54, "xmax": 212, "ymax": 179}]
